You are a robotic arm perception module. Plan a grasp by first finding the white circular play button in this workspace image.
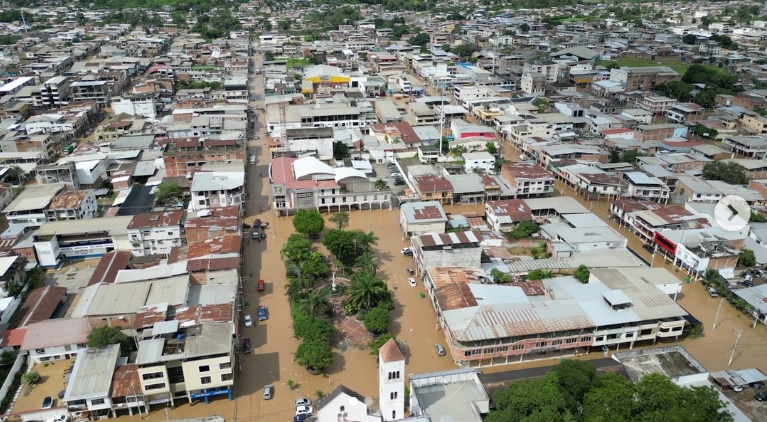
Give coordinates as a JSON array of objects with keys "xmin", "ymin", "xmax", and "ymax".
[{"xmin": 714, "ymin": 195, "xmax": 751, "ymax": 232}]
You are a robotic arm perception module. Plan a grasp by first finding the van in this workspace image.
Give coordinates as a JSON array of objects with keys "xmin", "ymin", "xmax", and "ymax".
[
  {"xmin": 435, "ymin": 343, "xmax": 446, "ymax": 356},
  {"xmin": 707, "ymin": 287, "xmax": 719, "ymax": 298}
]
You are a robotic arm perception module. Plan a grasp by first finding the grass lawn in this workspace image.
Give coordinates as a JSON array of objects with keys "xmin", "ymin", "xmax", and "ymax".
[
  {"xmin": 285, "ymin": 58, "xmax": 307, "ymax": 70},
  {"xmin": 600, "ymin": 58, "xmax": 694, "ymax": 74}
]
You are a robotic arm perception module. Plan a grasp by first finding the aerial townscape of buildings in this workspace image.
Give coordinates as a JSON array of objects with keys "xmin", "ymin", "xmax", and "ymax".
[{"xmin": 0, "ymin": 0, "xmax": 766, "ymax": 421}]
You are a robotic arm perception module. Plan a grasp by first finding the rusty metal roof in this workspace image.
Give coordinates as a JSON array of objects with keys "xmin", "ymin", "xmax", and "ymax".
[
  {"xmin": 111, "ymin": 364, "xmax": 141, "ymax": 398},
  {"xmin": 416, "ymin": 231, "xmax": 480, "ymax": 247},
  {"xmin": 187, "ymin": 257, "xmax": 240, "ymax": 272},
  {"xmin": 13, "ymin": 285, "xmax": 68, "ymax": 328},
  {"xmin": 88, "ymin": 251, "xmax": 132, "ymax": 287},
  {"xmin": 127, "ymin": 210, "xmax": 184, "ymax": 229}
]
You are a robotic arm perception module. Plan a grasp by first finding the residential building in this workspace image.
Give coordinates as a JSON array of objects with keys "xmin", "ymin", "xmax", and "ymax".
[
  {"xmin": 33, "ymin": 216, "xmax": 134, "ymax": 265},
  {"xmin": 44, "ymin": 190, "xmax": 97, "ymax": 221},
  {"xmin": 19, "ymin": 317, "xmax": 91, "ymax": 363},
  {"xmin": 463, "ymin": 151, "xmax": 496, "ymax": 174},
  {"xmin": 520, "ymin": 72, "xmax": 545, "ymax": 95},
  {"xmin": 723, "ymin": 136, "xmax": 767, "ymax": 158},
  {"xmin": 127, "ymin": 211, "xmax": 185, "ymax": 257},
  {"xmin": 33, "ymin": 76, "xmax": 71, "ymax": 108},
  {"xmin": 634, "ymin": 124, "xmax": 688, "ymax": 141},
  {"xmin": 34, "ymin": 162, "xmax": 80, "ymax": 190},
  {"xmin": 111, "ymin": 96, "xmax": 158, "ymax": 119},
  {"xmin": 484, "ymin": 199, "xmax": 533, "ymax": 233},
  {"xmin": 621, "ymin": 172, "xmax": 671, "ymax": 203},
  {"xmin": 70, "ymin": 80, "xmax": 111, "ymax": 105},
  {"xmin": 666, "ymin": 103, "xmax": 704, "ymax": 124},
  {"xmin": 411, "ymin": 232, "xmax": 482, "ymax": 276},
  {"xmin": 3, "ymin": 183, "xmax": 66, "ymax": 226},
  {"xmin": 190, "ymin": 172, "xmax": 245, "ymax": 211},
  {"xmin": 0, "ymin": 255, "xmax": 27, "ymax": 298},
  {"xmin": 184, "ymin": 207, "xmax": 240, "ymax": 243},
  {"xmin": 742, "ymin": 114, "xmax": 767, "ymax": 135},
  {"xmin": 609, "ymin": 66, "xmax": 680, "ymax": 91},
  {"xmin": 63, "ymin": 344, "xmax": 121, "ymax": 417},
  {"xmin": 412, "ymin": 174, "xmax": 454, "ymax": 204},
  {"xmin": 653, "ymin": 228, "xmax": 744, "ymax": 277},
  {"xmin": 409, "ymin": 369, "xmax": 489, "ymax": 422},
  {"xmin": 628, "ymin": 205, "xmax": 697, "ymax": 243},
  {"xmin": 635, "ymin": 95, "xmax": 677, "ymax": 114},
  {"xmin": 136, "ymin": 322, "xmax": 235, "ymax": 407},
  {"xmin": 399, "ymin": 201, "xmax": 448, "ymax": 237},
  {"xmin": 378, "ymin": 339, "xmax": 405, "ymax": 421},
  {"xmin": 675, "ymin": 175, "xmax": 763, "ymax": 205},
  {"xmin": 500, "ymin": 163, "xmax": 555, "ymax": 198}
]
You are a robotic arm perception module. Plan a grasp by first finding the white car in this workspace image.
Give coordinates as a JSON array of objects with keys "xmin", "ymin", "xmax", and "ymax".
[
  {"xmin": 295, "ymin": 398, "xmax": 312, "ymax": 407},
  {"xmin": 408, "ymin": 278, "xmax": 417, "ymax": 287},
  {"xmin": 296, "ymin": 405, "xmax": 313, "ymax": 415},
  {"xmin": 244, "ymin": 315, "xmax": 253, "ymax": 327},
  {"xmin": 733, "ymin": 385, "xmax": 743, "ymax": 392}
]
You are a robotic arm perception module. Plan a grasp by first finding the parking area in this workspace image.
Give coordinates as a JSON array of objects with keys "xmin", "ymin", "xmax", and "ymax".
[{"xmin": 10, "ymin": 359, "xmax": 73, "ymax": 416}]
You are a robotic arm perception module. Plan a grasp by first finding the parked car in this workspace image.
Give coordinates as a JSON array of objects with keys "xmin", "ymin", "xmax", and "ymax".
[
  {"xmin": 257, "ymin": 279, "xmax": 265, "ymax": 292},
  {"xmin": 755, "ymin": 391, "xmax": 767, "ymax": 401},
  {"xmin": 401, "ymin": 247, "xmax": 413, "ymax": 256},
  {"xmin": 52, "ymin": 415, "xmax": 69, "ymax": 422},
  {"xmin": 751, "ymin": 381, "xmax": 764, "ymax": 389},
  {"xmin": 434, "ymin": 343, "xmax": 446, "ymax": 356},
  {"xmin": 295, "ymin": 398, "xmax": 312, "ymax": 407},
  {"xmin": 733, "ymin": 385, "xmax": 744, "ymax": 392},
  {"xmin": 244, "ymin": 315, "xmax": 253, "ymax": 327},
  {"xmin": 252, "ymin": 230, "xmax": 261, "ymax": 240},
  {"xmin": 741, "ymin": 279, "xmax": 754, "ymax": 287},
  {"xmin": 707, "ymin": 287, "xmax": 720, "ymax": 298},
  {"xmin": 295, "ymin": 406, "xmax": 313, "ymax": 415},
  {"xmin": 242, "ymin": 223, "xmax": 252, "ymax": 229},
  {"xmin": 258, "ymin": 306, "xmax": 268, "ymax": 321},
  {"xmin": 407, "ymin": 268, "xmax": 415, "ymax": 275},
  {"xmin": 394, "ymin": 179, "xmax": 405, "ymax": 186},
  {"xmin": 242, "ymin": 338, "xmax": 252, "ymax": 354},
  {"xmin": 294, "ymin": 415, "xmax": 310, "ymax": 422},
  {"xmin": 408, "ymin": 278, "xmax": 417, "ymax": 287},
  {"xmin": 41, "ymin": 397, "xmax": 53, "ymax": 409},
  {"xmin": 263, "ymin": 385, "xmax": 273, "ymax": 400}
]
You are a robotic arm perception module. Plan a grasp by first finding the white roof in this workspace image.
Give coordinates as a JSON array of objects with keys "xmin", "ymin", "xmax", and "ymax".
[
  {"xmin": 293, "ymin": 156, "xmax": 334, "ymax": 180},
  {"xmin": 191, "ymin": 172, "xmax": 245, "ymax": 192},
  {"xmin": 0, "ymin": 256, "xmax": 18, "ymax": 275},
  {"xmin": 4, "ymin": 183, "xmax": 65, "ymax": 213},
  {"xmin": 334, "ymin": 167, "xmax": 368, "ymax": 182},
  {"xmin": 63, "ymin": 344, "xmax": 120, "ymax": 401}
]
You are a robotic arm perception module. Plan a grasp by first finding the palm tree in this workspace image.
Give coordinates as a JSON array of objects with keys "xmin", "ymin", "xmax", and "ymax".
[
  {"xmin": 354, "ymin": 251, "xmax": 378, "ymax": 275},
  {"xmin": 298, "ymin": 290, "xmax": 332, "ymax": 318},
  {"xmin": 286, "ymin": 262, "xmax": 313, "ymax": 289},
  {"xmin": 374, "ymin": 179, "xmax": 387, "ymax": 191},
  {"xmin": 285, "ymin": 278, "xmax": 307, "ymax": 303},
  {"xmin": 347, "ymin": 271, "xmax": 390, "ymax": 311},
  {"xmin": 354, "ymin": 231, "xmax": 379, "ymax": 254}
]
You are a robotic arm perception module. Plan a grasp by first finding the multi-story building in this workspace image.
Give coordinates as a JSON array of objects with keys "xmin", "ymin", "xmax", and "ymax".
[
  {"xmin": 3, "ymin": 183, "xmax": 66, "ymax": 226},
  {"xmin": 70, "ymin": 80, "xmax": 111, "ymax": 105},
  {"xmin": 666, "ymin": 103, "xmax": 704, "ymax": 124},
  {"xmin": 378, "ymin": 339, "xmax": 405, "ymax": 421},
  {"xmin": 609, "ymin": 66, "xmax": 680, "ymax": 91},
  {"xmin": 190, "ymin": 172, "xmax": 245, "ymax": 211},
  {"xmin": 741, "ymin": 114, "xmax": 767, "ymax": 135},
  {"xmin": 33, "ymin": 76, "xmax": 71, "ymax": 108},
  {"xmin": 35, "ymin": 161, "xmax": 80, "ymax": 189},
  {"xmin": 399, "ymin": 201, "xmax": 448, "ymax": 237},
  {"xmin": 19, "ymin": 317, "xmax": 91, "ymax": 363},
  {"xmin": 163, "ymin": 145, "xmax": 246, "ymax": 178},
  {"xmin": 410, "ymin": 232, "xmax": 483, "ymax": 276},
  {"xmin": 424, "ymin": 266, "xmax": 687, "ymax": 367},
  {"xmin": 723, "ymin": 136, "xmax": 767, "ymax": 158},
  {"xmin": 136, "ymin": 322, "xmax": 235, "ymax": 407},
  {"xmin": 621, "ymin": 171, "xmax": 670, "ymax": 203},
  {"xmin": 520, "ymin": 72, "xmax": 545, "ymax": 96},
  {"xmin": 127, "ymin": 211, "xmax": 185, "ymax": 257},
  {"xmin": 412, "ymin": 174, "xmax": 454, "ymax": 205},
  {"xmin": 500, "ymin": 163, "xmax": 555, "ymax": 198},
  {"xmin": 44, "ymin": 190, "xmax": 97, "ymax": 221},
  {"xmin": 634, "ymin": 124, "xmax": 688, "ymax": 141},
  {"xmin": 463, "ymin": 151, "xmax": 496, "ymax": 174},
  {"xmin": 484, "ymin": 199, "xmax": 533, "ymax": 232},
  {"xmin": 635, "ymin": 95, "xmax": 677, "ymax": 114}
]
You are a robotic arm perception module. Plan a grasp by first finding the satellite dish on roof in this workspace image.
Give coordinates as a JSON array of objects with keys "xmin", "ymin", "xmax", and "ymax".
[{"xmin": 364, "ymin": 397, "xmax": 374, "ymax": 406}]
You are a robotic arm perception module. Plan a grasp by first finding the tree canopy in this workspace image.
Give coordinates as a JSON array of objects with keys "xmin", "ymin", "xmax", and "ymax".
[
  {"xmin": 293, "ymin": 209, "xmax": 325, "ymax": 238},
  {"xmin": 87, "ymin": 326, "xmax": 132, "ymax": 354},
  {"xmin": 363, "ymin": 306, "xmax": 390, "ymax": 335},
  {"xmin": 701, "ymin": 161, "xmax": 749, "ymax": 185},
  {"xmin": 508, "ymin": 221, "xmax": 540, "ymax": 240},
  {"xmin": 323, "ymin": 229, "xmax": 378, "ymax": 267},
  {"xmin": 294, "ymin": 338, "xmax": 334, "ymax": 371},
  {"xmin": 487, "ymin": 361, "xmax": 733, "ymax": 422},
  {"xmin": 154, "ymin": 182, "xmax": 183, "ymax": 206},
  {"xmin": 573, "ymin": 265, "xmax": 590, "ymax": 284}
]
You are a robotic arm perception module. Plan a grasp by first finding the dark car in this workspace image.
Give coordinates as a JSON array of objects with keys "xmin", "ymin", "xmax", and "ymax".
[
  {"xmin": 751, "ymin": 381, "xmax": 764, "ymax": 389},
  {"xmin": 241, "ymin": 338, "xmax": 252, "ymax": 354},
  {"xmin": 41, "ymin": 396, "xmax": 53, "ymax": 409},
  {"xmin": 755, "ymin": 391, "xmax": 767, "ymax": 401},
  {"xmin": 642, "ymin": 244, "xmax": 655, "ymax": 254},
  {"xmin": 407, "ymin": 268, "xmax": 415, "ymax": 275},
  {"xmin": 242, "ymin": 223, "xmax": 252, "ymax": 229}
]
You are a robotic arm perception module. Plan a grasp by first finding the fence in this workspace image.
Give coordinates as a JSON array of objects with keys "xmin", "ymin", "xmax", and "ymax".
[{"xmin": 0, "ymin": 353, "xmax": 25, "ymax": 410}]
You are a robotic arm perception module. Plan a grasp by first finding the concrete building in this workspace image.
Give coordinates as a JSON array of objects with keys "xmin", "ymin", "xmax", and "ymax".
[
  {"xmin": 63, "ymin": 344, "xmax": 121, "ymax": 417},
  {"xmin": 20, "ymin": 317, "xmax": 91, "ymax": 363},
  {"xmin": 127, "ymin": 211, "xmax": 185, "ymax": 257},
  {"xmin": 399, "ymin": 201, "xmax": 448, "ymax": 237},
  {"xmin": 484, "ymin": 199, "xmax": 533, "ymax": 232},
  {"xmin": 44, "ymin": 190, "xmax": 98, "ymax": 221},
  {"xmin": 190, "ymin": 172, "xmax": 245, "ymax": 211},
  {"xmin": 463, "ymin": 151, "xmax": 496, "ymax": 174},
  {"xmin": 609, "ymin": 66, "xmax": 680, "ymax": 91},
  {"xmin": 378, "ymin": 339, "xmax": 405, "ymax": 421},
  {"xmin": 621, "ymin": 172, "xmax": 670, "ymax": 203},
  {"xmin": 411, "ymin": 232, "xmax": 482, "ymax": 276},
  {"xmin": 500, "ymin": 163, "xmax": 555, "ymax": 198},
  {"xmin": 315, "ymin": 385, "xmax": 380, "ymax": 422},
  {"xmin": 3, "ymin": 183, "xmax": 66, "ymax": 226},
  {"xmin": 409, "ymin": 369, "xmax": 489, "ymax": 422}
]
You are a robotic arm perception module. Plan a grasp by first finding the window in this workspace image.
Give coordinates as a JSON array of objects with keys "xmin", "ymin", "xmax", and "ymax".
[
  {"xmin": 199, "ymin": 365, "xmax": 210, "ymax": 372},
  {"xmin": 145, "ymin": 383, "xmax": 165, "ymax": 391},
  {"xmin": 595, "ymin": 336, "xmax": 604, "ymax": 342},
  {"xmin": 390, "ymin": 391, "xmax": 398, "ymax": 399},
  {"xmin": 221, "ymin": 373, "xmax": 233, "ymax": 382},
  {"xmin": 90, "ymin": 398, "xmax": 105, "ymax": 405},
  {"xmin": 35, "ymin": 348, "xmax": 45, "ymax": 354},
  {"xmin": 580, "ymin": 336, "xmax": 592, "ymax": 342},
  {"xmin": 535, "ymin": 341, "xmax": 548, "ymax": 348},
  {"xmin": 566, "ymin": 338, "xmax": 577, "ymax": 344},
  {"xmin": 626, "ymin": 332, "xmax": 635, "ymax": 338},
  {"xmin": 219, "ymin": 362, "xmax": 231, "ymax": 370},
  {"xmin": 512, "ymin": 344, "xmax": 524, "ymax": 351},
  {"xmin": 200, "ymin": 376, "xmax": 212, "ymax": 384},
  {"xmin": 142, "ymin": 372, "xmax": 163, "ymax": 381},
  {"xmin": 552, "ymin": 340, "xmax": 562, "ymax": 346}
]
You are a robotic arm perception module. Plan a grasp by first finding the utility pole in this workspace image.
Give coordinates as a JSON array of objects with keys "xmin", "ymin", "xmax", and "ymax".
[
  {"xmin": 728, "ymin": 330, "xmax": 742, "ymax": 367},
  {"xmin": 712, "ymin": 297, "xmax": 724, "ymax": 330}
]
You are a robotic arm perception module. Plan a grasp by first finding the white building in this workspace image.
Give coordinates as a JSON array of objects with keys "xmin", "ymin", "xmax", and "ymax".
[
  {"xmin": 378, "ymin": 339, "xmax": 405, "ymax": 421},
  {"xmin": 315, "ymin": 385, "xmax": 381, "ymax": 422},
  {"xmin": 190, "ymin": 172, "xmax": 245, "ymax": 211},
  {"xmin": 111, "ymin": 96, "xmax": 157, "ymax": 119},
  {"xmin": 126, "ymin": 210, "xmax": 185, "ymax": 257},
  {"xmin": 399, "ymin": 201, "xmax": 448, "ymax": 237},
  {"xmin": 20, "ymin": 318, "xmax": 91, "ymax": 363},
  {"xmin": 463, "ymin": 151, "xmax": 496, "ymax": 174},
  {"xmin": 63, "ymin": 344, "xmax": 120, "ymax": 415}
]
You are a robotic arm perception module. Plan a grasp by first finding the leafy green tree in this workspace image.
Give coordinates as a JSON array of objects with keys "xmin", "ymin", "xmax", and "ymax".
[
  {"xmin": 87, "ymin": 326, "xmax": 131, "ymax": 354},
  {"xmin": 0, "ymin": 351, "xmax": 16, "ymax": 367},
  {"xmin": 264, "ymin": 51, "xmax": 275, "ymax": 61},
  {"xmin": 573, "ymin": 265, "xmax": 590, "ymax": 284},
  {"xmin": 485, "ymin": 141, "xmax": 498, "ymax": 155},
  {"xmin": 508, "ymin": 221, "xmax": 540, "ymax": 240},
  {"xmin": 583, "ymin": 372, "xmax": 637, "ymax": 421},
  {"xmin": 333, "ymin": 141, "xmax": 350, "ymax": 160},
  {"xmin": 293, "ymin": 313, "xmax": 334, "ymax": 341},
  {"xmin": 750, "ymin": 212, "xmax": 767, "ymax": 222},
  {"xmin": 552, "ymin": 359, "xmax": 596, "ymax": 414},
  {"xmin": 154, "ymin": 182, "xmax": 183, "ymax": 206},
  {"xmin": 682, "ymin": 34, "xmax": 698, "ymax": 44},
  {"xmin": 281, "ymin": 234, "xmax": 312, "ymax": 263},
  {"xmin": 526, "ymin": 269, "xmax": 554, "ymax": 280},
  {"xmin": 294, "ymin": 338, "xmax": 333, "ymax": 371},
  {"xmin": 323, "ymin": 230, "xmax": 359, "ymax": 267},
  {"xmin": 701, "ymin": 161, "xmax": 749, "ymax": 185},
  {"xmin": 656, "ymin": 80, "xmax": 692, "ymax": 102},
  {"xmin": 490, "ymin": 268, "xmax": 512, "ymax": 283},
  {"xmin": 363, "ymin": 306, "xmax": 390, "ymax": 335},
  {"xmin": 346, "ymin": 270, "xmax": 391, "ymax": 312},
  {"xmin": 354, "ymin": 250, "xmax": 378, "ymax": 275},
  {"xmin": 488, "ymin": 372, "xmax": 570, "ymax": 422},
  {"xmin": 21, "ymin": 371, "xmax": 40, "ymax": 385},
  {"xmin": 329, "ymin": 211, "xmax": 350, "ymax": 230},
  {"xmin": 369, "ymin": 333, "xmax": 395, "ymax": 356},
  {"xmin": 408, "ymin": 32, "xmax": 430, "ymax": 46},
  {"xmin": 374, "ymin": 179, "xmax": 388, "ymax": 191},
  {"xmin": 519, "ymin": 23, "xmax": 530, "ymax": 33},
  {"xmin": 297, "ymin": 290, "xmax": 332, "ymax": 318},
  {"xmin": 293, "ymin": 209, "xmax": 325, "ymax": 238},
  {"xmin": 738, "ymin": 248, "xmax": 756, "ymax": 267}
]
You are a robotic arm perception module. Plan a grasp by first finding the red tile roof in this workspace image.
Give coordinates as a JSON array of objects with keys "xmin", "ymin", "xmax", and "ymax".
[
  {"xmin": 128, "ymin": 210, "xmax": 184, "ymax": 229},
  {"xmin": 12, "ymin": 285, "xmax": 68, "ymax": 328},
  {"xmin": 88, "ymin": 251, "xmax": 132, "ymax": 286},
  {"xmin": 379, "ymin": 338, "xmax": 404, "ymax": 363}
]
